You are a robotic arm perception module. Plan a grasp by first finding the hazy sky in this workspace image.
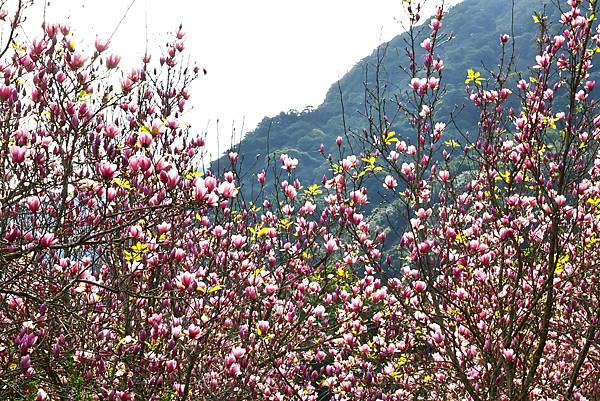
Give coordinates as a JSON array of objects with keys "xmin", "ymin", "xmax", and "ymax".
[{"xmin": 21, "ymin": 0, "xmax": 457, "ymax": 157}]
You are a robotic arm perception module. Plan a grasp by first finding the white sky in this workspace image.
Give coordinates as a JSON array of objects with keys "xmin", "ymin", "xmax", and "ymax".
[{"xmin": 17, "ymin": 0, "xmax": 458, "ymax": 158}]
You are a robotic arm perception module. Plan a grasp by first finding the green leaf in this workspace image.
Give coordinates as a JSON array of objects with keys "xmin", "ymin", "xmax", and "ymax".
[
  {"xmin": 361, "ymin": 156, "xmax": 377, "ymax": 165},
  {"xmin": 532, "ymin": 13, "xmax": 547, "ymax": 24},
  {"xmin": 257, "ymin": 227, "xmax": 272, "ymax": 237},
  {"xmin": 555, "ymin": 254, "xmax": 569, "ymax": 274},
  {"xmin": 305, "ymin": 184, "xmax": 322, "ymax": 196},
  {"xmin": 207, "ymin": 285, "xmax": 223, "ymax": 293},
  {"xmin": 113, "ymin": 178, "xmax": 132, "ymax": 189},
  {"xmin": 587, "ymin": 197, "xmax": 600, "ymax": 209},
  {"xmin": 465, "ymin": 69, "xmax": 484, "ymax": 85},
  {"xmin": 382, "ymin": 131, "xmax": 399, "ymax": 145},
  {"xmin": 444, "ymin": 139, "xmax": 461, "ymax": 148},
  {"xmin": 131, "ymin": 241, "xmax": 148, "ymax": 253},
  {"xmin": 185, "ymin": 170, "xmax": 203, "ymax": 180},
  {"xmin": 495, "ymin": 170, "xmax": 511, "ymax": 183}
]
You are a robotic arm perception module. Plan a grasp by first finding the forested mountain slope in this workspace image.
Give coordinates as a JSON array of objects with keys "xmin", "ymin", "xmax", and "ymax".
[{"xmin": 213, "ymin": 0, "xmax": 574, "ymax": 194}]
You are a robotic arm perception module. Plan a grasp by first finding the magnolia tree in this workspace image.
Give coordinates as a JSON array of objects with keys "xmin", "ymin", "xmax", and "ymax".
[
  {"xmin": 1, "ymin": 0, "xmax": 599, "ymax": 400},
  {"xmin": 354, "ymin": 0, "xmax": 600, "ymax": 400},
  {"xmin": 0, "ymin": 2, "xmax": 385, "ymax": 400}
]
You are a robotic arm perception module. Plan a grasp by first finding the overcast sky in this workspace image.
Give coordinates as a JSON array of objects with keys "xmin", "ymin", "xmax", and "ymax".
[{"xmin": 21, "ymin": 0, "xmax": 458, "ymax": 158}]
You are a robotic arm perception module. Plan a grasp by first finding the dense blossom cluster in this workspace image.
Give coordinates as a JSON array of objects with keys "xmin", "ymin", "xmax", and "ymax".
[{"xmin": 1, "ymin": 0, "xmax": 599, "ymax": 400}]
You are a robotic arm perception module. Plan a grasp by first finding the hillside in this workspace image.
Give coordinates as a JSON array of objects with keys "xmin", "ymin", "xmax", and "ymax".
[{"xmin": 213, "ymin": 0, "xmax": 570, "ymax": 194}]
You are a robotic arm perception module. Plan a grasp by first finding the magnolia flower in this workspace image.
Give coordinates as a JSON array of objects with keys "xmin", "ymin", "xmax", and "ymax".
[
  {"xmin": 104, "ymin": 123, "xmax": 120, "ymax": 138},
  {"xmin": 586, "ymin": 80, "xmax": 596, "ymax": 91},
  {"xmin": 341, "ymin": 155, "xmax": 357, "ymax": 171},
  {"xmin": 409, "ymin": 77, "xmax": 427, "ymax": 91},
  {"xmin": 383, "ymin": 175, "xmax": 398, "ymax": 189},
  {"xmin": 212, "ymin": 225, "xmax": 227, "ymax": 237},
  {"xmin": 503, "ymin": 348, "xmax": 516, "ymax": 362},
  {"xmin": 413, "ymin": 281, "xmax": 427, "ymax": 292},
  {"xmin": 349, "ymin": 190, "xmax": 367, "ymax": 206},
  {"xmin": 232, "ymin": 347, "xmax": 246, "ymax": 359},
  {"xmin": 217, "ymin": 181, "xmax": 238, "ymax": 198},
  {"xmin": 535, "ymin": 53, "xmax": 551, "ymax": 69},
  {"xmin": 204, "ymin": 176, "xmax": 217, "ymax": 192},
  {"xmin": 68, "ymin": 53, "xmax": 86, "ymax": 70},
  {"xmin": 245, "ymin": 286, "xmax": 257, "ymax": 299},
  {"xmin": 325, "ymin": 239, "xmax": 339, "ymax": 253},
  {"xmin": 300, "ymin": 201, "xmax": 316, "ymax": 215},
  {"xmin": 98, "ymin": 162, "xmax": 118, "ymax": 180},
  {"xmin": 280, "ymin": 153, "xmax": 298, "ymax": 170},
  {"xmin": 165, "ymin": 359, "xmax": 177, "ymax": 373},
  {"xmin": 10, "ymin": 145, "xmax": 27, "ymax": 163},
  {"xmin": 433, "ymin": 58, "xmax": 444, "ymax": 72},
  {"xmin": 313, "ymin": 305, "xmax": 326, "ymax": 318},
  {"xmin": 36, "ymin": 388, "xmax": 47, "ymax": 401},
  {"xmin": 401, "ymin": 162, "xmax": 415, "ymax": 176},
  {"xmin": 428, "ymin": 76, "xmax": 440, "ymax": 90},
  {"xmin": 388, "ymin": 150, "xmax": 399, "ymax": 162},
  {"xmin": 121, "ymin": 78, "xmax": 133, "ymax": 91},
  {"xmin": 231, "ymin": 234, "xmax": 247, "ymax": 249},
  {"xmin": 284, "ymin": 185, "xmax": 297, "ymax": 199},
  {"xmin": 163, "ymin": 168, "xmax": 179, "ymax": 188},
  {"xmin": 256, "ymin": 320, "xmax": 269, "ymax": 336},
  {"xmin": 257, "ymin": 170, "xmax": 266, "ymax": 185},
  {"xmin": 165, "ymin": 116, "xmax": 179, "ymax": 129},
  {"xmin": 226, "ymin": 363, "xmax": 241, "ymax": 377},
  {"xmin": 576, "ymin": 90, "xmax": 588, "ymax": 102},
  {"xmin": 95, "ymin": 37, "xmax": 109, "ymax": 53},
  {"xmin": 0, "ymin": 85, "xmax": 16, "ymax": 101},
  {"xmin": 264, "ymin": 284, "xmax": 278, "ymax": 295},
  {"xmin": 106, "ymin": 53, "xmax": 121, "ymax": 69},
  {"xmin": 39, "ymin": 233, "xmax": 56, "ymax": 248},
  {"xmin": 223, "ymin": 171, "xmax": 235, "ymax": 183},
  {"xmin": 26, "ymin": 197, "xmax": 41, "ymax": 212},
  {"xmin": 420, "ymin": 38, "xmax": 433, "ymax": 51},
  {"xmin": 431, "ymin": 331, "xmax": 444, "ymax": 344},
  {"xmin": 187, "ymin": 324, "xmax": 201, "ymax": 339},
  {"xmin": 138, "ymin": 132, "xmax": 153, "ymax": 147},
  {"xmin": 553, "ymin": 35, "xmax": 565, "ymax": 48},
  {"xmin": 171, "ymin": 248, "xmax": 185, "ymax": 262}
]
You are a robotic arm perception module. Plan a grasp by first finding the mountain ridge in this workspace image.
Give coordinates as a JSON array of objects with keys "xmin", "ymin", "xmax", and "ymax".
[{"xmin": 214, "ymin": 0, "xmax": 562, "ymax": 193}]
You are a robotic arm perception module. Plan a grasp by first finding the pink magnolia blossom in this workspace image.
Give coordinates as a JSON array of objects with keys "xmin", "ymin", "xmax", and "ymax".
[
  {"xmin": 256, "ymin": 320, "xmax": 269, "ymax": 335},
  {"xmin": 413, "ymin": 281, "xmax": 427, "ymax": 292},
  {"xmin": 98, "ymin": 162, "xmax": 118, "ymax": 180},
  {"xmin": 94, "ymin": 37, "xmax": 109, "ymax": 53},
  {"xmin": 231, "ymin": 234, "xmax": 247, "ymax": 249},
  {"xmin": 325, "ymin": 239, "xmax": 339, "ymax": 253},
  {"xmin": 36, "ymin": 388, "xmax": 47, "ymax": 401},
  {"xmin": 217, "ymin": 181, "xmax": 238, "ymax": 198},
  {"xmin": 26, "ymin": 197, "xmax": 41, "ymax": 212},
  {"xmin": 383, "ymin": 175, "xmax": 398, "ymax": 189},
  {"xmin": 280, "ymin": 153, "xmax": 298, "ymax": 170},
  {"xmin": 68, "ymin": 53, "xmax": 86, "ymax": 70},
  {"xmin": 106, "ymin": 53, "xmax": 121, "ymax": 69},
  {"xmin": 39, "ymin": 233, "xmax": 56, "ymax": 248},
  {"xmin": 10, "ymin": 145, "xmax": 27, "ymax": 163}
]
